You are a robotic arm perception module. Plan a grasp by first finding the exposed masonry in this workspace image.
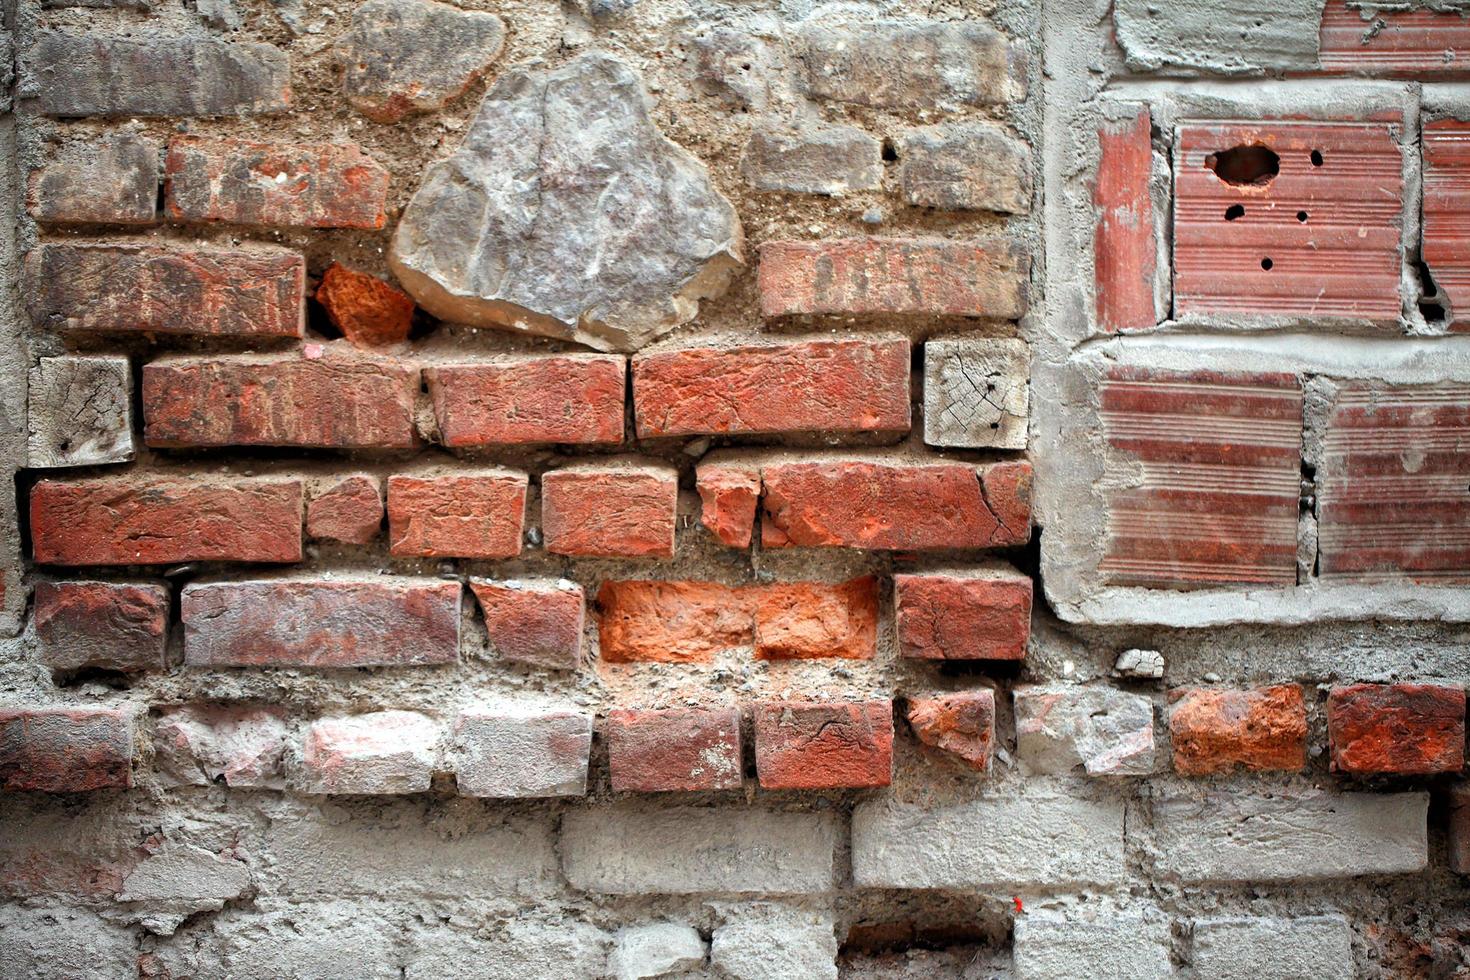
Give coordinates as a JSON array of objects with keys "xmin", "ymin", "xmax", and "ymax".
[{"xmin": 0, "ymin": 0, "xmax": 1468, "ymax": 978}]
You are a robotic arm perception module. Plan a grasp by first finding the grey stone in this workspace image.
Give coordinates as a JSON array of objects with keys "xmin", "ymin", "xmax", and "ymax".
[
  {"xmin": 576, "ymin": 0, "xmax": 638, "ymax": 16},
  {"xmin": 608, "ymin": 923, "xmax": 706, "ymax": 979},
  {"xmin": 391, "ymin": 52, "xmax": 743, "ymax": 353},
  {"xmin": 710, "ymin": 905, "xmax": 838, "ymax": 980},
  {"xmin": 42, "ymin": 0, "xmax": 150, "ymax": 7},
  {"xmin": 923, "ymin": 338, "xmax": 1030, "ymax": 450},
  {"xmin": 740, "ymin": 121, "xmax": 882, "ymax": 196},
  {"xmin": 1113, "ymin": 648, "xmax": 1165, "ymax": 679},
  {"xmin": 796, "ymin": 18, "xmax": 1025, "ymax": 111},
  {"xmin": 1191, "ymin": 915, "xmax": 1353, "ymax": 980},
  {"xmin": 1113, "ymin": 0, "xmax": 1327, "ymax": 74},
  {"xmin": 1014, "ymin": 684, "xmax": 1156, "ymax": 776},
  {"xmin": 28, "ymin": 132, "xmax": 159, "ymax": 225},
  {"xmin": 340, "ymin": 0, "xmax": 507, "ymax": 123},
  {"xmin": 29, "ymin": 33, "xmax": 290, "ymax": 118},
  {"xmin": 562, "ymin": 804, "xmax": 837, "ymax": 895},
  {"xmin": 406, "ymin": 914, "xmax": 609, "ymax": 979},
  {"xmin": 898, "ymin": 122, "xmax": 1031, "ymax": 213},
  {"xmin": 153, "ymin": 903, "xmax": 402, "ymax": 980},
  {"xmin": 852, "ymin": 791, "xmax": 1126, "ymax": 889},
  {"xmin": 689, "ymin": 23, "xmax": 786, "ymax": 109},
  {"xmin": 195, "ymin": 0, "xmax": 243, "ymax": 30},
  {"xmin": 451, "ymin": 707, "xmax": 592, "ymax": 798},
  {"xmin": 27, "ymin": 356, "xmax": 134, "ymax": 469},
  {"xmin": 117, "ymin": 842, "xmax": 253, "ymax": 934},
  {"xmin": 1151, "ymin": 790, "xmax": 1428, "ymax": 883},
  {"xmin": 0, "ymin": 906, "xmax": 136, "ymax": 978},
  {"xmin": 1014, "ymin": 905, "xmax": 1172, "ymax": 980}
]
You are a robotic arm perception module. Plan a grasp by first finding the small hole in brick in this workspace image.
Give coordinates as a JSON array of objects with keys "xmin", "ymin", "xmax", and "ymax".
[
  {"xmin": 1205, "ymin": 144, "xmax": 1279, "ymax": 186},
  {"xmin": 881, "ymin": 140, "xmax": 898, "ymax": 163},
  {"xmin": 1311, "ymin": 149, "xmax": 1324, "ymax": 166},
  {"xmin": 1297, "ymin": 210, "xmax": 1309, "ymax": 222},
  {"xmin": 1224, "ymin": 204, "xmax": 1245, "ymax": 221},
  {"xmin": 1261, "ymin": 257, "xmax": 1274, "ymax": 270}
]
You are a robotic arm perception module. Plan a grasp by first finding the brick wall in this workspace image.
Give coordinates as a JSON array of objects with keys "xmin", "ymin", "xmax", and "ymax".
[{"xmin": 1, "ymin": 0, "xmax": 1468, "ymax": 976}]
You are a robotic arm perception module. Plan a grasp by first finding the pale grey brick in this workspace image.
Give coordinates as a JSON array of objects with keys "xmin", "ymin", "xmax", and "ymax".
[
  {"xmin": 1191, "ymin": 915, "xmax": 1353, "ymax": 980},
  {"xmin": 710, "ymin": 904, "xmax": 837, "ymax": 980},
  {"xmin": 451, "ymin": 707, "xmax": 592, "ymax": 798},
  {"xmin": 0, "ymin": 906, "xmax": 136, "ymax": 979},
  {"xmin": 28, "ymin": 133, "xmax": 159, "ymax": 225},
  {"xmin": 740, "ymin": 122, "xmax": 882, "ymax": 196},
  {"xmin": 1014, "ymin": 906, "xmax": 1172, "ymax": 980},
  {"xmin": 1013, "ymin": 683, "xmax": 1155, "ymax": 776},
  {"xmin": 899, "ymin": 122, "xmax": 1031, "ymax": 213}
]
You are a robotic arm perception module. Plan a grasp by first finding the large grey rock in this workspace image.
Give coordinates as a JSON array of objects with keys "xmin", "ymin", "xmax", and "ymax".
[
  {"xmin": 1014, "ymin": 904, "xmax": 1172, "ymax": 980},
  {"xmin": 710, "ymin": 905, "xmax": 838, "ymax": 980},
  {"xmin": 608, "ymin": 923, "xmax": 706, "ymax": 979},
  {"xmin": 27, "ymin": 356, "xmax": 134, "ymax": 468},
  {"xmin": 1113, "ymin": 0, "xmax": 1326, "ymax": 74},
  {"xmin": 1191, "ymin": 915, "xmax": 1353, "ymax": 980},
  {"xmin": 1013, "ymin": 683, "xmax": 1155, "ymax": 776},
  {"xmin": 391, "ymin": 52, "xmax": 743, "ymax": 352}
]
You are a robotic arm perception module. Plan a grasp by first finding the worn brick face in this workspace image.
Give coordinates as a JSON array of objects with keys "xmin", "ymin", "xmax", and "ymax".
[
  {"xmin": 386, "ymin": 472, "xmax": 527, "ymax": 558},
  {"xmin": 34, "ymin": 581, "xmax": 169, "ymax": 674},
  {"xmin": 605, "ymin": 707, "xmax": 743, "ymax": 793},
  {"xmin": 305, "ymin": 475, "xmax": 383, "ymax": 545},
  {"xmin": 427, "ymin": 356, "xmax": 626, "ymax": 447},
  {"xmin": 695, "ymin": 462, "xmax": 761, "ymax": 547},
  {"xmin": 894, "ymin": 569, "xmax": 1032, "ymax": 661},
  {"xmin": 28, "ymin": 132, "xmax": 159, "ymax": 225},
  {"xmin": 1168, "ymin": 685, "xmax": 1308, "ymax": 775},
  {"xmin": 299, "ymin": 711, "xmax": 439, "ymax": 795},
  {"xmin": 753, "ymin": 700, "xmax": 893, "ymax": 790},
  {"xmin": 315, "ymin": 263, "xmax": 417, "ymax": 348},
  {"xmin": 0, "ymin": 708, "xmax": 133, "ymax": 792},
  {"xmin": 907, "ymin": 691, "xmax": 995, "ymax": 771},
  {"xmin": 542, "ymin": 461, "xmax": 678, "ymax": 558},
  {"xmin": 1328, "ymin": 683, "xmax": 1467, "ymax": 775},
  {"xmin": 452, "ymin": 708, "xmax": 592, "ymax": 798},
  {"xmin": 469, "ymin": 579, "xmax": 584, "ymax": 671},
  {"xmin": 153, "ymin": 705, "xmax": 287, "ymax": 789}
]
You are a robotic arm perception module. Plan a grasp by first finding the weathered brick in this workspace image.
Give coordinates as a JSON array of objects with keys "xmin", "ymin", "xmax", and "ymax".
[
  {"xmin": 427, "ymin": 355, "xmax": 626, "ymax": 447},
  {"xmin": 696, "ymin": 462, "xmax": 760, "ymax": 547},
  {"xmin": 1450, "ymin": 782, "xmax": 1470, "ymax": 874},
  {"xmin": 923, "ymin": 338, "xmax": 1029, "ymax": 449},
  {"xmin": 1015, "ymin": 907, "xmax": 1172, "ymax": 980},
  {"xmin": 1169, "ymin": 684, "xmax": 1308, "ymax": 775},
  {"xmin": 754, "ymin": 700, "xmax": 893, "ymax": 790},
  {"xmin": 752, "ymin": 577, "xmax": 878, "ymax": 661},
  {"xmin": 165, "ymin": 137, "xmax": 388, "ymax": 229},
  {"xmin": 710, "ymin": 906, "xmax": 838, "ymax": 980},
  {"xmin": 299, "ymin": 711, "xmax": 440, "ymax": 795},
  {"xmin": 542, "ymin": 460, "xmax": 678, "ymax": 558},
  {"xmin": 1014, "ymin": 685, "xmax": 1155, "ymax": 776},
  {"xmin": 306, "ymin": 475, "xmax": 383, "ymax": 545},
  {"xmin": 29, "ymin": 33, "xmax": 290, "ymax": 118},
  {"xmin": 469, "ymin": 578, "xmax": 584, "ymax": 671},
  {"xmin": 1095, "ymin": 105, "xmax": 1161, "ymax": 333},
  {"xmin": 315, "ymin": 264, "xmax": 416, "ymax": 348},
  {"xmin": 452, "ymin": 707, "xmax": 592, "ymax": 798},
  {"xmin": 27, "ymin": 132, "xmax": 158, "ymax": 225},
  {"xmin": 895, "ymin": 568, "xmax": 1031, "ymax": 661},
  {"xmin": 27, "ymin": 242, "xmax": 305, "ymax": 338},
  {"xmin": 898, "ymin": 123, "xmax": 1031, "ymax": 213},
  {"xmin": 1327, "ymin": 683, "xmax": 1466, "ymax": 775},
  {"xmin": 761, "ymin": 459, "xmax": 1032, "ymax": 551},
  {"xmin": 605, "ymin": 707, "xmax": 743, "ymax": 793},
  {"xmin": 31, "ymin": 475, "xmax": 303, "ymax": 566},
  {"xmin": 0, "ymin": 707, "xmax": 133, "ymax": 792},
  {"xmin": 1421, "ymin": 119, "xmax": 1470, "ymax": 330},
  {"xmin": 906, "ymin": 691, "xmax": 994, "ymax": 771},
  {"xmin": 386, "ymin": 471, "xmax": 527, "ymax": 558},
  {"xmin": 182, "ymin": 578, "xmax": 460, "ymax": 668},
  {"xmin": 142, "ymin": 351, "xmax": 419, "ymax": 449},
  {"xmin": 153, "ymin": 704, "xmax": 287, "ymax": 788},
  {"xmin": 34, "ymin": 581, "xmax": 168, "ymax": 674},
  {"xmin": 609, "ymin": 924, "xmax": 707, "ymax": 980},
  {"xmin": 739, "ymin": 122, "xmax": 882, "ymax": 195},
  {"xmin": 1318, "ymin": 0, "xmax": 1470, "ymax": 76},
  {"xmin": 632, "ymin": 338, "xmax": 910, "ymax": 438},
  {"xmin": 1191, "ymin": 915, "xmax": 1354, "ymax": 980},
  {"xmin": 27, "ymin": 355, "xmax": 134, "ymax": 468},
  {"xmin": 759, "ymin": 238, "xmax": 1027, "ymax": 319}
]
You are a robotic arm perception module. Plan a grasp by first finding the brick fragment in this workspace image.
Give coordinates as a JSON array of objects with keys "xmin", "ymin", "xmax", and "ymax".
[
  {"xmin": 739, "ymin": 122, "xmax": 882, "ymax": 195},
  {"xmin": 1014, "ymin": 685, "xmax": 1155, "ymax": 776},
  {"xmin": 895, "ymin": 570, "xmax": 1031, "ymax": 662},
  {"xmin": 923, "ymin": 338, "xmax": 1028, "ymax": 449},
  {"xmin": 605, "ymin": 707, "xmax": 743, "ymax": 793},
  {"xmin": 165, "ymin": 137, "xmax": 388, "ymax": 229},
  {"xmin": 34, "ymin": 581, "xmax": 168, "ymax": 674},
  {"xmin": 387, "ymin": 472, "xmax": 527, "ymax": 558},
  {"xmin": 1451, "ymin": 782, "xmax": 1470, "ymax": 875},
  {"xmin": 752, "ymin": 577, "xmax": 878, "ymax": 661},
  {"xmin": 306, "ymin": 475, "xmax": 383, "ymax": 545},
  {"xmin": 299, "ymin": 711, "xmax": 439, "ymax": 794},
  {"xmin": 315, "ymin": 264, "xmax": 416, "ymax": 348},
  {"xmin": 633, "ymin": 338, "xmax": 910, "ymax": 439},
  {"xmin": 1169, "ymin": 685, "xmax": 1307, "ymax": 776},
  {"xmin": 27, "ymin": 132, "xmax": 158, "ymax": 225},
  {"xmin": 469, "ymin": 579, "xmax": 584, "ymax": 671},
  {"xmin": 31, "ymin": 476, "xmax": 303, "ymax": 566},
  {"xmin": 1094, "ymin": 105, "xmax": 1159, "ymax": 333},
  {"xmin": 898, "ymin": 122, "xmax": 1031, "ymax": 213},
  {"xmin": 759, "ymin": 238, "xmax": 1027, "ymax": 319},
  {"xmin": 1327, "ymin": 683, "xmax": 1467, "ymax": 776},
  {"xmin": 452, "ymin": 707, "xmax": 592, "ymax": 797},
  {"xmin": 27, "ymin": 356, "xmax": 134, "ymax": 468},
  {"xmin": 27, "ymin": 242, "xmax": 305, "ymax": 338},
  {"xmin": 142, "ymin": 350, "xmax": 418, "ymax": 449},
  {"xmin": 542, "ymin": 460, "xmax": 678, "ymax": 558},
  {"xmin": 153, "ymin": 704, "xmax": 287, "ymax": 788},
  {"xmin": 427, "ymin": 355, "xmax": 626, "ymax": 447},
  {"xmin": 906, "ymin": 691, "xmax": 994, "ymax": 771},
  {"xmin": 753, "ymin": 700, "xmax": 893, "ymax": 790},
  {"xmin": 0, "ymin": 708, "xmax": 132, "ymax": 792},
  {"xmin": 182, "ymin": 578, "xmax": 460, "ymax": 668},
  {"xmin": 696, "ymin": 463, "xmax": 760, "ymax": 547}
]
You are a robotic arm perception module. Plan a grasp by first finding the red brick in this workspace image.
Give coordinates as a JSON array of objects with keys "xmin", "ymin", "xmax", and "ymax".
[
  {"xmin": 1423, "ymin": 120, "xmax": 1470, "ymax": 332},
  {"xmin": 1168, "ymin": 685, "xmax": 1308, "ymax": 776},
  {"xmin": 315, "ymin": 263, "xmax": 416, "ymax": 348},
  {"xmin": 1094, "ymin": 106, "xmax": 1158, "ymax": 332},
  {"xmin": 1318, "ymin": 0, "xmax": 1470, "ymax": 77},
  {"xmin": 753, "ymin": 700, "xmax": 893, "ymax": 790},
  {"xmin": 631, "ymin": 338, "xmax": 910, "ymax": 438},
  {"xmin": 752, "ymin": 576, "xmax": 878, "ymax": 661},
  {"xmin": 895, "ymin": 569, "xmax": 1031, "ymax": 661},
  {"xmin": 758, "ymin": 237, "xmax": 1027, "ymax": 319},
  {"xmin": 469, "ymin": 578, "xmax": 584, "ymax": 671},
  {"xmin": 696, "ymin": 462, "xmax": 760, "ymax": 547},
  {"xmin": 387, "ymin": 472, "xmax": 527, "ymax": 559},
  {"xmin": 907, "ymin": 691, "xmax": 995, "ymax": 771},
  {"xmin": 26, "ymin": 242, "xmax": 304, "ymax": 338},
  {"xmin": 34, "ymin": 581, "xmax": 169, "ymax": 674},
  {"xmin": 605, "ymin": 707, "xmax": 743, "ymax": 793},
  {"xmin": 426, "ymin": 355, "xmax": 625, "ymax": 447},
  {"xmin": 1450, "ymin": 782, "xmax": 1470, "ymax": 874},
  {"xmin": 182, "ymin": 578, "xmax": 461, "ymax": 668},
  {"xmin": 142, "ymin": 350, "xmax": 418, "ymax": 449},
  {"xmin": 542, "ymin": 460, "xmax": 678, "ymax": 558},
  {"xmin": 0, "ymin": 708, "xmax": 133, "ymax": 792},
  {"xmin": 31, "ymin": 476, "xmax": 303, "ymax": 566},
  {"xmin": 760, "ymin": 458, "xmax": 1031, "ymax": 551},
  {"xmin": 306, "ymin": 475, "xmax": 383, "ymax": 545},
  {"xmin": 1328, "ymin": 683, "xmax": 1467, "ymax": 776},
  {"xmin": 165, "ymin": 136, "xmax": 389, "ymax": 229}
]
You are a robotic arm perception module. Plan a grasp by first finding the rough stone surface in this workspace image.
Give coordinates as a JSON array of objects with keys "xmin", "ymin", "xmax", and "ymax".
[
  {"xmin": 469, "ymin": 578, "xmax": 585, "ymax": 671},
  {"xmin": 27, "ymin": 131, "xmax": 158, "ymax": 225},
  {"xmin": 899, "ymin": 122, "xmax": 1031, "ymax": 213},
  {"xmin": 1169, "ymin": 685, "xmax": 1308, "ymax": 775},
  {"xmin": 428, "ymin": 355, "xmax": 626, "ymax": 447},
  {"xmin": 923, "ymin": 338, "xmax": 1029, "ymax": 449},
  {"xmin": 116, "ymin": 841, "xmax": 252, "ymax": 934},
  {"xmin": 1191, "ymin": 915, "xmax": 1354, "ymax": 980},
  {"xmin": 895, "ymin": 569, "xmax": 1033, "ymax": 660},
  {"xmin": 1014, "ymin": 684, "xmax": 1156, "ymax": 776},
  {"xmin": 387, "ymin": 471, "xmax": 528, "ymax": 558},
  {"xmin": 391, "ymin": 52, "xmax": 742, "ymax": 352},
  {"xmin": 339, "ymin": 0, "xmax": 507, "ymax": 123},
  {"xmin": 452, "ymin": 707, "xmax": 592, "ymax": 797},
  {"xmin": 1327, "ymin": 683, "xmax": 1467, "ymax": 775},
  {"xmin": 753, "ymin": 700, "xmax": 893, "ymax": 790},
  {"xmin": 306, "ymin": 474, "xmax": 383, "ymax": 545},
  {"xmin": 606, "ymin": 707, "xmax": 743, "ymax": 793},
  {"xmin": 316, "ymin": 264, "xmax": 416, "ymax": 348},
  {"xmin": 153, "ymin": 704, "xmax": 288, "ymax": 788},
  {"xmin": 906, "ymin": 691, "xmax": 995, "ymax": 771},
  {"xmin": 298, "ymin": 710, "xmax": 440, "ymax": 794},
  {"xmin": 1113, "ymin": 648, "xmax": 1165, "ymax": 679},
  {"xmin": 740, "ymin": 121, "xmax": 882, "ymax": 196},
  {"xmin": 710, "ymin": 905, "xmax": 838, "ymax": 980},
  {"xmin": 1113, "ymin": 0, "xmax": 1326, "ymax": 74},
  {"xmin": 608, "ymin": 923, "xmax": 706, "ymax": 980},
  {"xmin": 1014, "ymin": 906, "xmax": 1172, "ymax": 980},
  {"xmin": 0, "ymin": 906, "xmax": 135, "ymax": 978},
  {"xmin": 33, "ymin": 580, "xmax": 168, "ymax": 674},
  {"xmin": 27, "ymin": 355, "xmax": 133, "ymax": 468},
  {"xmin": 541, "ymin": 459, "xmax": 679, "ymax": 558}
]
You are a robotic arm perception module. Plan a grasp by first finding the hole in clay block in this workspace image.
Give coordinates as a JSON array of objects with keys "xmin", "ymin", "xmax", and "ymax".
[
  {"xmin": 1224, "ymin": 204, "xmax": 1245, "ymax": 221},
  {"xmin": 1204, "ymin": 144, "xmax": 1280, "ymax": 186},
  {"xmin": 1261, "ymin": 257, "xmax": 1274, "ymax": 270},
  {"xmin": 1297, "ymin": 210, "xmax": 1309, "ymax": 222},
  {"xmin": 1415, "ymin": 256, "xmax": 1449, "ymax": 324},
  {"xmin": 1311, "ymin": 149, "xmax": 1324, "ymax": 167}
]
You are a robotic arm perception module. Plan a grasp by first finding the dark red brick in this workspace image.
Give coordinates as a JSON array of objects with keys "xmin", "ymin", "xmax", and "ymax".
[
  {"xmin": 895, "ymin": 569, "xmax": 1031, "ymax": 661},
  {"xmin": 387, "ymin": 472, "xmax": 527, "ymax": 558},
  {"xmin": 753, "ymin": 700, "xmax": 893, "ymax": 790},
  {"xmin": 696, "ymin": 462, "xmax": 761, "ymax": 548},
  {"xmin": 306, "ymin": 475, "xmax": 383, "ymax": 545},
  {"xmin": 426, "ymin": 355, "xmax": 626, "ymax": 447},
  {"xmin": 315, "ymin": 263, "xmax": 416, "ymax": 348},
  {"xmin": 906, "ymin": 691, "xmax": 994, "ymax": 771},
  {"xmin": 34, "ymin": 581, "xmax": 169, "ymax": 674},
  {"xmin": 1094, "ymin": 106, "xmax": 1158, "ymax": 332},
  {"xmin": 1328, "ymin": 683, "xmax": 1466, "ymax": 775},
  {"xmin": 542, "ymin": 461, "xmax": 678, "ymax": 558},
  {"xmin": 469, "ymin": 578, "xmax": 584, "ymax": 671},
  {"xmin": 1168, "ymin": 685, "xmax": 1308, "ymax": 776},
  {"xmin": 27, "ymin": 132, "xmax": 159, "ymax": 226},
  {"xmin": 0, "ymin": 708, "xmax": 133, "ymax": 792},
  {"xmin": 605, "ymin": 707, "xmax": 743, "ymax": 793}
]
